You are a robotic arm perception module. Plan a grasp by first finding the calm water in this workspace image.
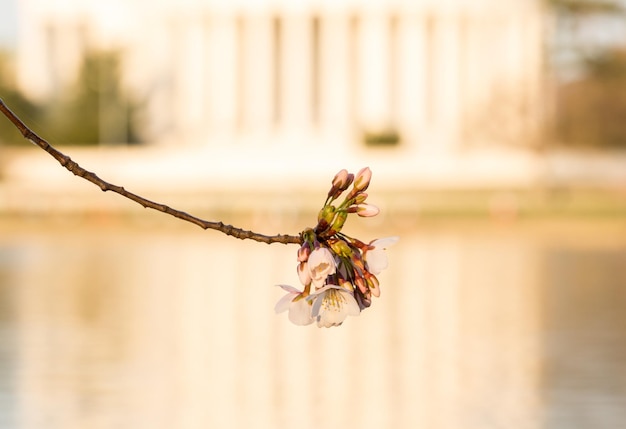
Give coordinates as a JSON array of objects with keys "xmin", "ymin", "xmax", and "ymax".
[{"xmin": 0, "ymin": 216, "xmax": 625, "ymax": 429}]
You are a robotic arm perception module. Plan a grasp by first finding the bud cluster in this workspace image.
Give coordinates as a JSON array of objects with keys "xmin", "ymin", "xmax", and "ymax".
[
  {"xmin": 275, "ymin": 167, "xmax": 398, "ymax": 328},
  {"xmin": 316, "ymin": 167, "xmax": 380, "ymax": 239}
]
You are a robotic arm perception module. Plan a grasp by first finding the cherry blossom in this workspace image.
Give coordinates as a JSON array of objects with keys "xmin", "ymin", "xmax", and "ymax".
[
  {"xmin": 275, "ymin": 167, "xmax": 397, "ymax": 327},
  {"xmin": 308, "ymin": 285, "xmax": 361, "ymax": 328}
]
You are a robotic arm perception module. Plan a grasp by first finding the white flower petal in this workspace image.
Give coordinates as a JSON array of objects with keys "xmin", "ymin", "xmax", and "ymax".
[
  {"xmin": 339, "ymin": 289, "xmax": 361, "ymax": 316},
  {"xmin": 311, "ymin": 276, "xmax": 329, "ymax": 288},
  {"xmin": 365, "ymin": 236, "xmax": 399, "ymax": 275},
  {"xmin": 288, "ymin": 298, "xmax": 314, "ymax": 325},
  {"xmin": 308, "ymin": 285, "xmax": 339, "ymax": 318},
  {"xmin": 317, "ymin": 313, "xmax": 342, "ymax": 328},
  {"xmin": 297, "ymin": 262, "xmax": 312, "ymax": 286},
  {"xmin": 308, "ymin": 247, "xmax": 333, "ymax": 267},
  {"xmin": 275, "ymin": 293, "xmax": 294, "ymax": 314},
  {"xmin": 308, "ymin": 284, "xmax": 342, "ymax": 296},
  {"xmin": 365, "ymin": 249, "xmax": 388, "ymax": 275},
  {"xmin": 308, "ymin": 247, "xmax": 336, "ymax": 286},
  {"xmin": 277, "ymin": 284, "xmax": 302, "ymax": 294},
  {"xmin": 310, "ymin": 294, "xmax": 323, "ymax": 318},
  {"xmin": 371, "ymin": 236, "xmax": 400, "ymax": 249}
]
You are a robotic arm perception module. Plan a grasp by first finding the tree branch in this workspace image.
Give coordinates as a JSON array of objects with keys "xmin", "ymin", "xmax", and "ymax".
[{"xmin": 0, "ymin": 98, "xmax": 302, "ymax": 245}]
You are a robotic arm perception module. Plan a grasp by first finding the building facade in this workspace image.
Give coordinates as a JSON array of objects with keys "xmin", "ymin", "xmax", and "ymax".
[{"xmin": 16, "ymin": 0, "xmax": 544, "ymax": 154}]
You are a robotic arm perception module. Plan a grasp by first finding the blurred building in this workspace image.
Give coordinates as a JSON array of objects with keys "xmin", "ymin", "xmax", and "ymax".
[{"xmin": 15, "ymin": 0, "xmax": 544, "ymax": 154}]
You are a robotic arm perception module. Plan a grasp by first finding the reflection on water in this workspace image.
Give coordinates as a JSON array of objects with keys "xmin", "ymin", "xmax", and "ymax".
[
  {"xmin": 0, "ymin": 217, "xmax": 625, "ymax": 429},
  {"xmin": 542, "ymin": 247, "xmax": 626, "ymax": 427}
]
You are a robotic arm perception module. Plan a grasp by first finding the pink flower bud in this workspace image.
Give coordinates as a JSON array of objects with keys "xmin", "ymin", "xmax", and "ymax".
[
  {"xmin": 353, "ymin": 167, "xmax": 372, "ymax": 192},
  {"xmin": 355, "ymin": 204, "xmax": 380, "ymax": 217},
  {"xmin": 354, "ymin": 276, "xmax": 368, "ymax": 295},
  {"xmin": 332, "ymin": 169, "xmax": 349, "ymax": 188},
  {"xmin": 297, "ymin": 243, "xmax": 311, "ymax": 262},
  {"xmin": 328, "ymin": 171, "xmax": 354, "ymax": 200},
  {"xmin": 365, "ymin": 272, "xmax": 380, "ymax": 297},
  {"xmin": 350, "ymin": 254, "xmax": 366, "ymax": 271}
]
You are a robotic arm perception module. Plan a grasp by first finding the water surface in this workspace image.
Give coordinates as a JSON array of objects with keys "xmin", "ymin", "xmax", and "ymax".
[{"xmin": 0, "ymin": 217, "xmax": 625, "ymax": 429}]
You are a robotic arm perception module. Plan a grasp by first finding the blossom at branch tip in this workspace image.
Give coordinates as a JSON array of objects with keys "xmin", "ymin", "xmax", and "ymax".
[
  {"xmin": 275, "ymin": 285, "xmax": 314, "ymax": 325},
  {"xmin": 308, "ymin": 284, "xmax": 361, "ymax": 328},
  {"xmin": 364, "ymin": 236, "xmax": 400, "ymax": 275},
  {"xmin": 308, "ymin": 247, "xmax": 336, "ymax": 287},
  {"xmin": 275, "ymin": 167, "xmax": 398, "ymax": 327}
]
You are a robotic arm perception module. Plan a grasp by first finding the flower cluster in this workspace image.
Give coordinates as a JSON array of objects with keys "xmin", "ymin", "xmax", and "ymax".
[{"xmin": 275, "ymin": 167, "xmax": 398, "ymax": 328}]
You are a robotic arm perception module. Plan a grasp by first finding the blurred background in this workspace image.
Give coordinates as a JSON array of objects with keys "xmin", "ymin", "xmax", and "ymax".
[{"xmin": 1, "ymin": 0, "xmax": 626, "ymax": 428}]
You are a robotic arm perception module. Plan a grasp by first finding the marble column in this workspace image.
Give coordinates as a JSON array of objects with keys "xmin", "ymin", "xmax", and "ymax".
[
  {"xmin": 318, "ymin": 13, "xmax": 351, "ymax": 143},
  {"xmin": 240, "ymin": 13, "xmax": 274, "ymax": 137},
  {"xmin": 355, "ymin": 12, "xmax": 391, "ymax": 132},
  {"xmin": 207, "ymin": 13, "xmax": 240, "ymax": 139},
  {"xmin": 279, "ymin": 13, "xmax": 312, "ymax": 139}
]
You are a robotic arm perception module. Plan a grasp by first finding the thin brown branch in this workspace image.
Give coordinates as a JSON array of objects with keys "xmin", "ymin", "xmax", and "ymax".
[{"xmin": 0, "ymin": 98, "xmax": 302, "ymax": 245}]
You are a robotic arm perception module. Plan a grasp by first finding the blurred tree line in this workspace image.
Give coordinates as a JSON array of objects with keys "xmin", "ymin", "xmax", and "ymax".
[
  {"xmin": 0, "ymin": 49, "xmax": 143, "ymax": 146},
  {"xmin": 548, "ymin": 0, "xmax": 626, "ymax": 148}
]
